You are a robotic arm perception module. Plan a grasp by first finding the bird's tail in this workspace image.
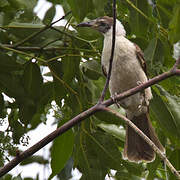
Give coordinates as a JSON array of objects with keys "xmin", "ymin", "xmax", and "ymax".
[{"xmin": 123, "ymin": 113, "xmax": 164, "ymax": 162}]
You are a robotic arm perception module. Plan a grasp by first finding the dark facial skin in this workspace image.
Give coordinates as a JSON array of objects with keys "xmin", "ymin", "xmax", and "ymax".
[{"xmin": 77, "ymin": 16, "xmax": 113, "ymax": 34}]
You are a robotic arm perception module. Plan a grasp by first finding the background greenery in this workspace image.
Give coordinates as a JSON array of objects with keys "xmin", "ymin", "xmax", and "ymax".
[{"xmin": 0, "ymin": 0, "xmax": 180, "ymax": 179}]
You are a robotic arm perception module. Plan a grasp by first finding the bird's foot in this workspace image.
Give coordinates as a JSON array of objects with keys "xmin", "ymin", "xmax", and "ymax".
[
  {"xmin": 138, "ymin": 104, "xmax": 142, "ymax": 109},
  {"xmin": 137, "ymin": 81, "xmax": 145, "ymax": 94},
  {"xmin": 111, "ymin": 92, "xmax": 121, "ymax": 108},
  {"xmin": 137, "ymin": 81, "xmax": 142, "ymax": 86}
]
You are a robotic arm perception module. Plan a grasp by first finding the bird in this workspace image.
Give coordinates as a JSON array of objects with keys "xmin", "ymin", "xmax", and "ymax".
[{"xmin": 77, "ymin": 16, "xmax": 164, "ymax": 163}]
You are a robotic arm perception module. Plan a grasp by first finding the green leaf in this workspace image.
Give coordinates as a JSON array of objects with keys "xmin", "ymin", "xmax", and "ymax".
[
  {"xmin": 0, "ymin": 72, "xmax": 25, "ymax": 98},
  {"xmin": 37, "ymin": 82, "xmax": 53, "ymax": 112},
  {"xmin": 147, "ymin": 156, "xmax": 161, "ymax": 180},
  {"xmin": 92, "ymin": 0, "xmax": 106, "ymax": 16},
  {"xmin": 46, "ymin": 0, "xmax": 60, "ymax": 4},
  {"xmin": 128, "ymin": 0, "xmax": 152, "ymax": 37},
  {"xmin": 129, "ymin": 37, "xmax": 148, "ymax": 51},
  {"xmin": 53, "ymin": 79, "xmax": 67, "ymax": 106},
  {"xmin": 81, "ymin": 60, "xmax": 102, "ymax": 80},
  {"xmin": 74, "ymin": 129, "xmax": 123, "ymax": 180},
  {"xmin": 157, "ymin": 85, "xmax": 180, "ymax": 131},
  {"xmin": 150, "ymin": 87, "xmax": 180, "ymax": 140},
  {"xmin": 0, "ymin": 52, "xmax": 22, "ymax": 72},
  {"xmin": 122, "ymin": 160, "xmax": 144, "ymax": 177},
  {"xmin": 58, "ymin": 157, "xmax": 73, "ymax": 180},
  {"xmin": 97, "ymin": 123, "xmax": 125, "ymax": 142},
  {"xmin": 144, "ymin": 38, "xmax": 165, "ymax": 74},
  {"xmin": 95, "ymin": 108, "xmax": 125, "ymax": 125},
  {"xmin": 19, "ymin": 98, "xmax": 37, "ymax": 125},
  {"xmin": 43, "ymin": 5, "xmax": 56, "ymax": 25},
  {"xmin": 62, "ymin": 55, "xmax": 80, "ymax": 83},
  {"xmin": 6, "ymin": 23, "xmax": 65, "ymax": 46},
  {"xmin": 116, "ymin": 171, "xmax": 142, "ymax": 180},
  {"xmin": 0, "ymin": 93, "xmax": 5, "ymax": 117},
  {"xmin": 13, "ymin": 0, "xmax": 36, "ymax": 10},
  {"xmin": 67, "ymin": 0, "xmax": 94, "ymax": 22},
  {"xmin": 8, "ymin": 109, "xmax": 25, "ymax": 143},
  {"xmin": 6, "ymin": 23, "xmax": 63, "ymax": 47},
  {"xmin": 169, "ymin": 5, "xmax": 180, "ymax": 43},
  {"xmin": 168, "ymin": 149, "xmax": 180, "ymax": 179},
  {"xmin": 0, "ymin": 0, "xmax": 9, "ymax": 8},
  {"xmin": 48, "ymin": 60, "xmax": 67, "ymax": 105},
  {"xmin": 20, "ymin": 155, "xmax": 48, "ymax": 166},
  {"xmin": 3, "ymin": 174, "xmax": 13, "ymax": 180},
  {"xmin": 144, "ymin": 38, "xmax": 157, "ymax": 66},
  {"xmin": 8, "ymin": 22, "xmax": 44, "ymax": 28},
  {"xmin": 50, "ymin": 129, "xmax": 74, "ymax": 179},
  {"xmin": 156, "ymin": 0, "xmax": 174, "ymax": 28},
  {"xmin": 77, "ymin": 26, "xmax": 101, "ymax": 40},
  {"xmin": 159, "ymin": 76, "xmax": 180, "ymax": 96},
  {"xmin": 0, "ymin": 31, "xmax": 10, "ymax": 43},
  {"xmin": 23, "ymin": 61, "xmax": 43, "ymax": 100}
]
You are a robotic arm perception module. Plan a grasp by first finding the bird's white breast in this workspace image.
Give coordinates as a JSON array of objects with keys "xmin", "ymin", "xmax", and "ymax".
[{"xmin": 102, "ymin": 35, "xmax": 152, "ymax": 116}]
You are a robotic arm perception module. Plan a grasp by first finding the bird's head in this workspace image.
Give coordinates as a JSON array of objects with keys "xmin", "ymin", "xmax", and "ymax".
[{"xmin": 77, "ymin": 16, "xmax": 126, "ymax": 37}]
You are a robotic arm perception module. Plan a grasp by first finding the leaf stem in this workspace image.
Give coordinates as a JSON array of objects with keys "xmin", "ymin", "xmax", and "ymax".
[{"xmin": 0, "ymin": 45, "xmax": 46, "ymax": 63}]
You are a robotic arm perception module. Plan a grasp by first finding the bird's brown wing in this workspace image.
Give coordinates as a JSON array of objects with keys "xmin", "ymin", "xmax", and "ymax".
[{"xmin": 134, "ymin": 43, "xmax": 147, "ymax": 75}]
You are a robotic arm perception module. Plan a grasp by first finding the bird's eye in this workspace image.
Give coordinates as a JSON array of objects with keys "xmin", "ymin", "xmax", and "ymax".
[{"xmin": 100, "ymin": 22, "xmax": 106, "ymax": 26}]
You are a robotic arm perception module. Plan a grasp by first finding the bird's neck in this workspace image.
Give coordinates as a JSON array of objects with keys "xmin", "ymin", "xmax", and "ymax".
[{"xmin": 103, "ymin": 20, "xmax": 126, "ymax": 38}]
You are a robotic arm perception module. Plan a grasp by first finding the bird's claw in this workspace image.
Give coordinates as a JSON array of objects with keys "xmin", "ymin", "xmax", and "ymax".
[
  {"xmin": 111, "ymin": 92, "xmax": 121, "ymax": 108},
  {"xmin": 137, "ymin": 81, "xmax": 142, "ymax": 86},
  {"xmin": 138, "ymin": 104, "xmax": 142, "ymax": 109}
]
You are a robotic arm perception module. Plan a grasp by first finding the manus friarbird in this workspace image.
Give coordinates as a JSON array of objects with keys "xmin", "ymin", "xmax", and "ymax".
[{"xmin": 77, "ymin": 16, "xmax": 164, "ymax": 163}]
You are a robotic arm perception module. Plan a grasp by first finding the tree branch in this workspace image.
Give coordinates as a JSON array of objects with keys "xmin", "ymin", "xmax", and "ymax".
[
  {"xmin": 0, "ymin": 60, "xmax": 179, "ymax": 177},
  {"xmin": 102, "ymin": 107, "xmax": 180, "ymax": 179},
  {"xmin": 103, "ymin": 68, "xmax": 180, "ymax": 107}
]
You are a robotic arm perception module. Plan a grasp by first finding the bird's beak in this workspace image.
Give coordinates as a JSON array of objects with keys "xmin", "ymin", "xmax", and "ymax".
[{"xmin": 77, "ymin": 19, "xmax": 97, "ymax": 28}]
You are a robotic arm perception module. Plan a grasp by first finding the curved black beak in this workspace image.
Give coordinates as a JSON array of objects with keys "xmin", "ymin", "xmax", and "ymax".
[{"xmin": 77, "ymin": 20, "xmax": 97, "ymax": 28}]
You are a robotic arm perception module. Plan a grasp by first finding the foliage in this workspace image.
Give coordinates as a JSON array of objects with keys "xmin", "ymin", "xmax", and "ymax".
[{"xmin": 0, "ymin": 0, "xmax": 180, "ymax": 179}]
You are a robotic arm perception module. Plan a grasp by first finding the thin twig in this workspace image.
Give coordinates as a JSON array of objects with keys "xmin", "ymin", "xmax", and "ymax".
[
  {"xmin": 12, "ymin": 11, "xmax": 72, "ymax": 48},
  {"xmin": 1, "ymin": 44, "xmax": 99, "ymax": 54},
  {"xmin": 40, "ymin": 37, "xmax": 62, "ymax": 49},
  {"xmin": 47, "ymin": 54, "xmax": 98, "ymax": 63},
  {"xmin": 99, "ymin": 0, "xmax": 116, "ymax": 102},
  {"xmin": 103, "ymin": 107, "xmax": 180, "ymax": 180},
  {"xmin": 0, "ymin": 45, "xmax": 46, "ymax": 63},
  {"xmin": 164, "ymin": 161, "xmax": 168, "ymax": 180}
]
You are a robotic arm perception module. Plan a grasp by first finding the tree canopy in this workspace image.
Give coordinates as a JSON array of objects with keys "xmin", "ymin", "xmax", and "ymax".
[{"xmin": 0, "ymin": 0, "xmax": 180, "ymax": 179}]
